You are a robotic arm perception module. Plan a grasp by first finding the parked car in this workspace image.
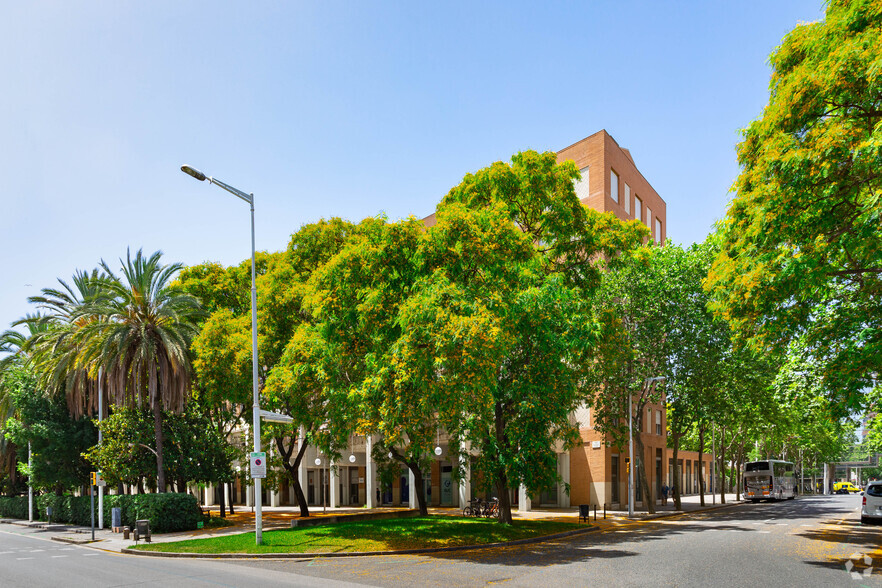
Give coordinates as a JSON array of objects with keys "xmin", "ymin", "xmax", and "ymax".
[
  {"xmin": 833, "ymin": 481, "xmax": 861, "ymax": 494},
  {"xmin": 861, "ymin": 480, "xmax": 882, "ymax": 525}
]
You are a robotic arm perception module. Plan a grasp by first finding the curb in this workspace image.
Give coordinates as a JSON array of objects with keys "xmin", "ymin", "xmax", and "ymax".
[
  {"xmin": 634, "ymin": 501, "xmax": 744, "ymax": 522},
  {"xmin": 120, "ymin": 525, "xmax": 599, "ymax": 559},
  {"xmin": 51, "ymin": 535, "xmax": 101, "ymax": 545}
]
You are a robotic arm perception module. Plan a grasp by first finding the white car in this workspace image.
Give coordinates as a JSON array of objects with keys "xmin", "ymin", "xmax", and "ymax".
[{"xmin": 862, "ymin": 480, "xmax": 882, "ymax": 525}]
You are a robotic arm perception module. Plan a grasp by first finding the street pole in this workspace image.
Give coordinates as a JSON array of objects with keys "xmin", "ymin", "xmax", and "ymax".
[
  {"xmin": 181, "ymin": 165, "xmax": 262, "ymax": 545},
  {"xmin": 28, "ymin": 442, "xmax": 32, "ymax": 522},
  {"xmin": 248, "ymin": 192, "xmax": 262, "ymax": 545},
  {"xmin": 98, "ymin": 369, "xmax": 103, "ymax": 530}
]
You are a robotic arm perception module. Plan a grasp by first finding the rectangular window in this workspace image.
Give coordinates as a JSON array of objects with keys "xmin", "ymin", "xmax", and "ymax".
[
  {"xmin": 646, "ymin": 207, "xmax": 653, "ymax": 229},
  {"xmin": 655, "ymin": 218, "xmax": 662, "ymax": 243},
  {"xmin": 647, "ymin": 407, "xmax": 652, "ymax": 433},
  {"xmin": 610, "ymin": 169, "xmax": 619, "ymax": 203},
  {"xmin": 635, "ymin": 196, "xmax": 642, "ymax": 224},
  {"xmin": 655, "ymin": 410, "xmax": 662, "ymax": 435},
  {"xmin": 573, "ymin": 166, "xmax": 590, "ymax": 201},
  {"xmin": 624, "ymin": 184, "xmax": 631, "ymax": 213}
]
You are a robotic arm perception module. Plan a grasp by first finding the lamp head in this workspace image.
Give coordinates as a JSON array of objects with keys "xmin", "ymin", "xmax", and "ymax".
[{"xmin": 181, "ymin": 165, "xmax": 207, "ymax": 182}]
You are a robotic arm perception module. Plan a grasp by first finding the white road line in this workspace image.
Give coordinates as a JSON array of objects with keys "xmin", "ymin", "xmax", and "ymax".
[
  {"xmin": 16, "ymin": 557, "xmax": 34, "ymax": 560},
  {"xmin": 29, "ymin": 549, "xmax": 44, "ymax": 552},
  {"xmin": 51, "ymin": 555, "xmax": 67, "ymax": 558},
  {"xmin": 82, "ymin": 553, "xmax": 99, "ymax": 557}
]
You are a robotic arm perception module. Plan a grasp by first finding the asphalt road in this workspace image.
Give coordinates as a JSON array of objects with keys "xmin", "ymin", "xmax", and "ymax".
[
  {"xmin": 1, "ymin": 494, "xmax": 879, "ymax": 587},
  {"xmin": 241, "ymin": 494, "xmax": 881, "ymax": 587},
  {"xmin": 0, "ymin": 525, "xmax": 359, "ymax": 587}
]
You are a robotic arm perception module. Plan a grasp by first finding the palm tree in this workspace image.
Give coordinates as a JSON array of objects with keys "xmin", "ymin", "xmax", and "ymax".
[
  {"xmin": 23, "ymin": 270, "xmax": 111, "ymax": 418},
  {"xmin": 79, "ymin": 249, "xmax": 204, "ymax": 492}
]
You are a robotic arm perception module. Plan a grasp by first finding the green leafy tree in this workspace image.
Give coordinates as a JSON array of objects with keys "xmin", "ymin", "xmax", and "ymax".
[
  {"xmin": 4, "ymin": 365, "xmax": 97, "ymax": 495},
  {"xmin": 707, "ymin": 0, "xmax": 882, "ymax": 412}
]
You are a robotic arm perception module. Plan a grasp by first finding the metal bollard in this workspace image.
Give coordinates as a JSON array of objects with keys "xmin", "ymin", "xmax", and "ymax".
[
  {"xmin": 604, "ymin": 504, "xmax": 607, "ymax": 519},
  {"xmin": 594, "ymin": 505, "xmax": 597, "ymax": 521},
  {"xmin": 123, "ymin": 526, "xmax": 130, "ymax": 540}
]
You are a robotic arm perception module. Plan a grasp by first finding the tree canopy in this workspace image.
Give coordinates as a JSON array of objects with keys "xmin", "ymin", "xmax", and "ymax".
[{"xmin": 707, "ymin": 0, "xmax": 882, "ymax": 411}]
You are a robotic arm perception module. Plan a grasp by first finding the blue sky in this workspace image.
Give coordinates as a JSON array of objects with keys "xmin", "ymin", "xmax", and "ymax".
[{"xmin": 0, "ymin": 0, "xmax": 825, "ymax": 334}]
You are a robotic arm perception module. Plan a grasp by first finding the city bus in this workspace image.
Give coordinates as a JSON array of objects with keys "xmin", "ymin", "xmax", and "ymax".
[{"xmin": 743, "ymin": 460, "xmax": 797, "ymax": 502}]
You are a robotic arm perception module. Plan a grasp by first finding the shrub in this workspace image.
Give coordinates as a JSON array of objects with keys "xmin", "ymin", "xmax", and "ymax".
[
  {"xmin": 10, "ymin": 492, "xmax": 201, "ymax": 533},
  {"xmin": 0, "ymin": 496, "xmax": 28, "ymax": 519}
]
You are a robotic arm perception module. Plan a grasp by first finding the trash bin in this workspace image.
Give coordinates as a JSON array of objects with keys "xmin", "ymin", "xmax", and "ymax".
[
  {"xmin": 111, "ymin": 507, "xmax": 122, "ymax": 529},
  {"xmin": 135, "ymin": 519, "xmax": 151, "ymax": 543}
]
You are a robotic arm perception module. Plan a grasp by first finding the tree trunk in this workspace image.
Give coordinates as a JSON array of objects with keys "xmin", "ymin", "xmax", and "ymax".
[
  {"xmin": 152, "ymin": 402, "xmax": 166, "ymax": 493},
  {"xmin": 496, "ymin": 474, "xmax": 513, "ymax": 525},
  {"xmin": 633, "ymin": 428, "xmax": 654, "ymax": 514},
  {"xmin": 405, "ymin": 461, "xmax": 429, "ymax": 516},
  {"xmin": 698, "ymin": 426, "xmax": 705, "ymax": 507},
  {"xmin": 228, "ymin": 483, "xmax": 235, "ymax": 514},
  {"xmin": 495, "ymin": 400, "xmax": 513, "ymax": 525},
  {"xmin": 275, "ymin": 435, "xmax": 310, "ymax": 517},
  {"xmin": 671, "ymin": 431, "xmax": 682, "ymax": 510},
  {"xmin": 719, "ymin": 426, "xmax": 726, "ymax": 504},
  {"xmin": 218, "ymin": 482, "xmax": 226, "ymax": 518}
]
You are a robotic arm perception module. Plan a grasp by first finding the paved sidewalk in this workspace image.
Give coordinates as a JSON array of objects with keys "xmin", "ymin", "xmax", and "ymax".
[{"xmin": 0, "ymin": 492, "xmax": 744, "ymax": 554}]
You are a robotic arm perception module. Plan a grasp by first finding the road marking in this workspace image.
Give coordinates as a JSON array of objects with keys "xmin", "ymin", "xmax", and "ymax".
[
  {"xmin": 83, "ymin": 553, "xmax": 99, "ymax": 557},
  {"xmin": 758, "ymin": 531, "xmax": 771, "ymax": 534},
  {"xmin": 16, "ymin": 557, "xmax": 34, "ymax": 560},
  {"xmin": 29, "ymin": 549, "xmax": 44, "ymax": 552},
  {"xmin": 51, "ymin": 555, "xmax": 67, "ymax": 558}
]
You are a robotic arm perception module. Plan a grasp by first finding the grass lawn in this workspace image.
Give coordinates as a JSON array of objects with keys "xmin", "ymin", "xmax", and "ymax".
[{"xmin": 131, "ymin": 516, "xmax": 585, "ymax": 554}]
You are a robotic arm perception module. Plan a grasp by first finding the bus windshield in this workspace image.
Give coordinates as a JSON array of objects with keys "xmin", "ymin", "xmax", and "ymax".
[{"xmin": 745, "ymin": 462, "xmax": 770, "ymax": 472}]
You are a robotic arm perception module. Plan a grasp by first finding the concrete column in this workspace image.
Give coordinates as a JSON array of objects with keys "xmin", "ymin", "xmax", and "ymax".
[
  {"xmin": 458, "ymin": 445, "xmax": 471, "ymax": 508},
  {"xmin": 558, "ymin": 453, "xmax": 571, "ymax": 508},
  {"xmin": 330, "ymin": 463, "xmax": 339, "ymax": 508},
  {"xmin": 408, "ymin": 468, "xmax": 417, "ymax": 509},
  {"xmin": 246, "ymin": 483, "xmax": 254, "ymax": 507},
  {"xmin": 366, "ymin": 435, "xmax": 376, "ymax": 508},
  {"xmin": 519, "ymin": 485, "xmax": 532, "ymax": 511},
  {"xmin": 205, "ymin": 484, "xmax": 216, "ymax": 506},
  {"xmin": 224, "ymin": 482, "xmax": 231, "ymax": 508},
  {"xmin": 823, "ymin": 462, "xmax": 830, "ymax": 495},
  {"xmin": 270, "ymin": 488, "xmax": 280, "ymax": 507}
]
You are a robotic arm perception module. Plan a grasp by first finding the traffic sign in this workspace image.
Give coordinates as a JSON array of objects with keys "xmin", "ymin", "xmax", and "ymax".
[{"xmin": 250, "ymin": 452, "xmax": 267, "ymax": 479}]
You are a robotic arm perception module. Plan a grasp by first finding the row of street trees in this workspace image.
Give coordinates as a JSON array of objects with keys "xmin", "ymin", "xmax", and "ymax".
[{"xmin": 2, "ymin": 0, "xmax": 879, "ymax": 518}]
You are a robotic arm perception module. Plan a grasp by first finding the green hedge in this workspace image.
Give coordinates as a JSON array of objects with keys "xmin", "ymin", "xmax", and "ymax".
[
  {"xmin": 2, "ymin": 493, "xmax": 201, "ymax": 533},
  {"xmin": 0, "ymin": 496, "xmax": 28, "ymax": 519}
]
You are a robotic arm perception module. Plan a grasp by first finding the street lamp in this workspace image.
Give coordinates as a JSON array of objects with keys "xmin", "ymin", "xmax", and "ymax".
[
  {"xmin": 629, "ymin": 376, "xmax": 666, "ymax": 518},
  {"xmin": 181, "ymin": 164, "xmax": 264, "ymax": 544}
]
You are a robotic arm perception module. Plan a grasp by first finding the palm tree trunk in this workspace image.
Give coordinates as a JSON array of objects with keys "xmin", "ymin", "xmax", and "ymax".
[{"xmin": 153, "ymin": 402, "xmax": 166, "ymax": 493}]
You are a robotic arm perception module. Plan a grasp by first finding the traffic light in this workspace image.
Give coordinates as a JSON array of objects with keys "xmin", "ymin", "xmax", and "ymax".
[{"xmin": 90, "ymin": 472, "xmax": 97, "ymax": 486}]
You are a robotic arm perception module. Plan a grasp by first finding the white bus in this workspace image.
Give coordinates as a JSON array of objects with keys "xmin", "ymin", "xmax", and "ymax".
[{"xmin": 744, "ymin": 460, "xmax": 797, "ymax": 502}]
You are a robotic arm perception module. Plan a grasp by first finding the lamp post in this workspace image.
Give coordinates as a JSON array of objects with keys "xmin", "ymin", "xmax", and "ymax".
[
  {"xmin": 629, "ymin": 376, "xmax": 666, "ymax": 518},
  {"xmin": 181, "ymin": 165, "xmax": 263, "ymax": 544}
]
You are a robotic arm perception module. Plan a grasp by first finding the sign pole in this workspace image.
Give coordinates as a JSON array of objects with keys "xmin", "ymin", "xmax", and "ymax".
[{"xmin": 90, "ymin": 476, "xmax": 95, "ymax": 541}]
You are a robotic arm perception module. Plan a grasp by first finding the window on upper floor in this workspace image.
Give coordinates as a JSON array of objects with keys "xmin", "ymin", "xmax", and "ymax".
[
  {"xmin": 610, "ymin": 169, "xmax": 619, "ymax": 203},
  {"xmin": 635, "ymin": 196, "xmax": 643, "ymax": 224},
  {"xmin": 655, "ymin": 218, "xmax": 662, "ymax": 244},
  {"xmin": 656, "ymin": 410, "xmax": 662, "ymax": 435},
  {"xmin": 573, "ymin": 166, "xmax": 590, "ymax": 201},
  {"xmin": 624, "ymin": 184, "xmax": 631, "ymax": 214},
  {"xmin": 646, "ymin": 207, "xmax": 653, "ymax": 229}
]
